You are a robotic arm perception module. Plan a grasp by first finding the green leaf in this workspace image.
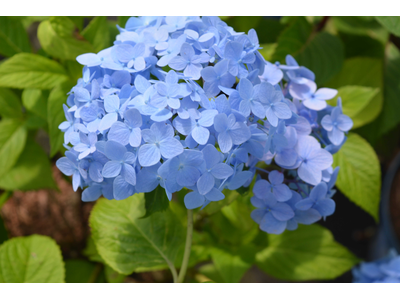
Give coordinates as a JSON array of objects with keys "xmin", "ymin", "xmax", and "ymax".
[
  {"xmin": 118, "ymin": 16, "xmax": 131, "ymax": 27},
  {"xmin": 255, "ymin": 224, "xmax": 360, "ymax": 281},
  {"xmin": 68, "ymin": 16, "xmax": 85, "ymax": 31},
  {"xmin": 89, "ymin": 194, "xmax": 185, "ymax": 275},
  {"xmin": 142, "ymin": 185, "xmax": 170, "ymax": 218},
  {"xmin": 258, "ymin": 43, "xmax": 277, "ymax": 61},
  {"xmin": 273, "ymin": 17, "xmax": 344, "ymax": 84},
  {"xmin": 0, "ymin": 17, "xmax": 31, "ymax": 57},
  {"xmin": 375, "ymin": 17, "xmax": 400, "ymax": 37},
  {"xmin": 328, "ymin": 86, "xmax": 380, "ymax": 129},
  {"xmin": 0, "ymin": 53, "xmax": 69, "ymax": 89},
  {"xmin": 206, "ymin": 191, "xmax": 258, "ymax": 246},
  {"xmin": 0, "ymin": 215, "xmax": 8, "ymax": 245},
  {"xmin": 272, "ymin": 17, "xmax": 312, "ymax": 63},
  {"xmin": 326, "ymin": 57, "xmax": 383, "ymax": 127},
  {"xmin": 339, "ymin": 33, "xmax": 384, "ymax": 59},
  {"xmin": 333, "ymin": 16, "xmax": 389, "ymax": 44},
  {"xmin": 64, "ymin": 59, "xmax": 84, "ymax": 83},
  {"xmin": 210, "ymin": 245, "xmax": 256, "ymax": 283},
  {"xmin": 37, "ymin": 16, "xmax": 95, "ymax": 60},
  {"xmin": 0, "ymin": 138, "xmax": 56, "ymax": 190},
  {"xmin": 48, "ymin": 82, "xmax": 74, "ymax": 157},
  {"xmin": 0, "ymin": 88, "xmax": 23, "ymax": 119},
  {"xmin": 0, "ymin": 191, "xmax": 12, "ymax": 209},
  {"xmin": 105, "ymin": 265, "xmax": 126, "ymax": 283},
  {"xmin": 0, "ymin": 119, "xmax": 27, "ymax": 178},
  {"xmin": 361, "ymin": 44, "xmax": 400, "ymax": 139},
  {"xmin": 0, "ymin": 235, "xmax": 65, "ymax": 283},
  {"xmin": 225, "ymin": 16, "xmax": 262, "ymax": 33},
  {"xmin": 198, "ymin": 263, "xmax": 225, "ymax": 283},
  {"xmin": 65, "ymin": 259, "xmax": 102, "ymax": 283},
  {"xmin": 83, "ymin": 235, "xmax": 104, "ymax": 263},
  {"xmin": 81, "ymin": 16, "xmax": 111, "ymax": 52},
  {"xmin": 333, "ymin": 133, "xmax": 380, "ymax": 222},
  {"xmin": 22, "ymin": 89, "xmax": 48, "ymax": 120}
]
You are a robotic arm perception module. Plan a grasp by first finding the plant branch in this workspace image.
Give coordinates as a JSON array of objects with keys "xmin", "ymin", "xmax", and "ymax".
[{"xmin": 177, "ymin": 209, "xmax": 193, "ymax": 283}]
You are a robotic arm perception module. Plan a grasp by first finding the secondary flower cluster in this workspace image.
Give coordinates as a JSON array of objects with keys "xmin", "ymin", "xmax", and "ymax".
[
  {"xmin": 353, "ymin": 251, "xmax": 400, "ymax": 283},
  {"xmin": 56, "ymin": 16, "xmax": 353, "ymax": 234}
]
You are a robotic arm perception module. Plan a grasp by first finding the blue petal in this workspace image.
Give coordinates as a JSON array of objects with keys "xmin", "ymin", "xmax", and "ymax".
[
  {"xmin": 122, "ymin": 163, "xmax": 137, "ymax": 186},
  {"xmin": 105, "ymin": 140, "xmax": 127, "ymax": 161},
  {"xmin": 102, "ymin": 161, "xmax": 122, "ymax": 178},
  {"xmin": 271, "ymin": 203, "xmax": 294, "ymax": 221},
  {"xmin": 184, "ymin": 191, "xmax": 205, "ymax": 209},
  {"xmin": 260, "ymin": 213, "xmax": 287, "ymax": 234},
  {"xmin": 159, "ymin": 137, "xmax": 183, "ymax": 159},
  {"xmin": 211, "ymin": 163, "xmax": 233, "ymax": 179},
  {"xmin": 113, "ymin": 176, "xmax": 135, "ymax": 200},
  {"xmin": 82, "ymin": 185, "xmax": 102, "ymax": 202},
  {"xmin": 138, "ymin": 144, "xmax": 161, "ymax": 167},
  {"xmin": 108, "ymin": 122, "xmax": 130, "ymax": 145},
  {"xmin": 177, "ymin": 166, "xmax": 200, "ymax": 187},
  {"xmin": 197, "ymin": 172, "xmax": 215, "ymax": 195}
]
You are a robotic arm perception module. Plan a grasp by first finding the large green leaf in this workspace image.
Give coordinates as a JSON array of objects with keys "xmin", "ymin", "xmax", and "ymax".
[
  {"xmin": 339, "ymin": 33, "xmax": 384, "ymax": 59},
  {"xmin": 272, "ymin": 17, "xmax": 312, "ymax": 63},
  {"xmin": 272, "ymin": 17, "xmax": 344, "ymax": 85},
  {"xmin": 0, "ymin": 88, "xmax": 23, "ymax": 119},
  {"xmin": 81, "ymin": 16, "xmax": 111, "ymax": 52},
  {"xmin": 210, "ymin": 245, "xmax": 256, "ymax": 283},
  {"xmin": 375, "ymin": 17, "xmax": 400, "ymax": 37},
  {"xmin": 38, "ymin": 16, "xmax": 95, "ymax": 60},
  {"xmin": 326, "ymin": 57, "xmax": 383, "ymax": 128},
  {"xmin": 0, "ymin": 53, "xmax": 69, "ymax": 89},
  {"xmin": 206, "ymin": 191, "xmax": 258, "ymax": 246},
  {"xmin": 328, "ymin": 85, "xmax": 380, "ymax": 129},
  {"xmin": 22, "ymin": 89, "xmax": 48, "ymax": 120},
  {"xmin": 143, "ymin": 185, "xmax": 170, "ymax": 218},
  {"xmin": 333, "ymin": 16, "xmax": 389, "ymax": 44},
  {"xmin": 89, "ymin": 194, "xmax": 185, "ymax": 275},
  {"xmin": 0, "ymin": 119, "xmax": 27, "ymax": 178},
  {"xmin": 65, "ymin": 259, "xmax": 106, "ymax": 283},
  {"xmin": 364, "ymin": 44, "xmax": 400, "ymax": 138},
  {"xmin": 0, "ymin": 139, "xmax": 56, "ymax": 190},
  {"xmin": 0, "ymin": 235, "xmax": 65, "ymax": 283},
  {"xmin": 0, "ymin": 215, "xmax": 8, "ymax": 245},
  {"xmin": 333, "ymin": 133, "xmax": 380, "ymax": 222},
  {"xmin": 48, "ymin": 82, "xmax": 74, "ymax": 157},
  {"xmin": 255, "ymin": 224, "xmax": 359, "ymax": 281},
  {"xmin": 0, "ymin": 17, "xmax": 31, "ymax": 57}
]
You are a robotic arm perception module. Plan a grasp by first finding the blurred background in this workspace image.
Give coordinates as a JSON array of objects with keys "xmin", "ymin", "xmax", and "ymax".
[{"xmin": 1, "ymin": 16, "xmax": 400, "ymax": 282}]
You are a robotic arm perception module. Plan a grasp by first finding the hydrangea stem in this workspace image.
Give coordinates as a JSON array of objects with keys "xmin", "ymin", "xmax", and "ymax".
[{"xmin": 177, "ymin": 209, "xmax": 193, "ymax": 283}]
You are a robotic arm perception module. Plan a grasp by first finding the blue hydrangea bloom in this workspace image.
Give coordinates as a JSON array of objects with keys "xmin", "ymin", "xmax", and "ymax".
[
  {"xmin": 353, "ymin": 251, "xmax": 400, "ymax": 283},
  {"xmin": 56, "ymin": 16, "xmax": 352, "ymax": 235}
]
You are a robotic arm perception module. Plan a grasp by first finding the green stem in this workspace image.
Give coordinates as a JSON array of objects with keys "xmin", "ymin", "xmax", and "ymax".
[
  {"xmin": 177, "ymin": 209, "xmax": 193, "ymax": 283},
  {"xmin": 168, "ymin": 260, "xmax": 179, "ymax": 283}
]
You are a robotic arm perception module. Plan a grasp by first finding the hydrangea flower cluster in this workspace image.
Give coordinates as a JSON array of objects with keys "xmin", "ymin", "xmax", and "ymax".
[
  {"xmin": 56, "ymin": 16, "xmax": 353, "ymax": 235},
  {"xmin": 353, "ymin": 251, "xmax": 400, "ymax": 283}
]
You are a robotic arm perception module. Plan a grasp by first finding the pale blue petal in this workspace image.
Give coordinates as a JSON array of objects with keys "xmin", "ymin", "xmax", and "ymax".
[
  {"xmin": 113, "ymin": 176, "xmax": 135, "ymax": 200},
  {"xmin": 138, "ymin": 144, "xmax": 161, "ymax": 167},
  {"xmin": 192, "ymin": 126, "xmax": 209, "ymax": 145},
  {"xmin": 211, "ymin": 163, "xmax": 233, "ymax": 179},
  {"xmin": 271, "ymin": 203, "xmax": 294, "ymax": 221},
  {"xmin": 102, "ymin": 161, "xmax": 122, "ymax": 178},
  {"xmin": 82, "ymin": 185, "xmax": 102, "ymax": 202},
  {"xmin": 108, "ymin": 122, "xmax": 130, "ymax": 145},
  {"xmin": 197, "ymin": 172, "xmax": 215, "ymax": 195},
  {"xmin": 218, "ymin": 131, "xmax": 232, "ymax": 153},
  {"xmin": 122, "ymin": 163, "xmax": 136, "ymax": 186},
  {"xmin": 184, "ymin": 191, "xmax": 205, "ymax": 209},
  {"xmin": 260, "ymin": 213, "xmax": 287, "ymax": 234},
  {"xmin": 105, "ymin": 140, "xmax": 127, "ymax": 160}
]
